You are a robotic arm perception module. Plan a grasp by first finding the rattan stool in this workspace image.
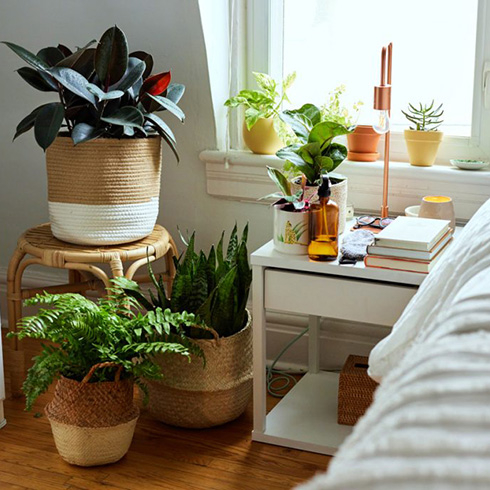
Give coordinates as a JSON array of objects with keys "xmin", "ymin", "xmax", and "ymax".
[{"xmin": 6, "ymin": 223, "xmax": 177, "ymax": 396}]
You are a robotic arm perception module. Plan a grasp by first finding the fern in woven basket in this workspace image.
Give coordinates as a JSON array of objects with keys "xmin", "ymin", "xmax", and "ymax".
[
  {"xmin": 8, "ymin": 284, "xmax": 205, "ymax": 411},
  {"xmin": 116, "ymin": 224, "xmax": 252, "ymax": 339},
  {"xmin": 3, "ymin": 25, "xmax": 185, "ymax": 158}
]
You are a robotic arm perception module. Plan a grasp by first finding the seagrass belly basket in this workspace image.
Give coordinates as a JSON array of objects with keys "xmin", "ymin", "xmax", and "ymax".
[
  {"xmin": 45, "ymin": 136, "xmax": 162, "ymax": 245},
  {"xmin": 147, "ymin": 312, "xmax": 253, "ymax": 428}
]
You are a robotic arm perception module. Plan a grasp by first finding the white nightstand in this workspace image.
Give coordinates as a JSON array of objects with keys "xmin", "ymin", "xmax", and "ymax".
[{"xmin": 250, "ymin": 223, "xmax": 458, "ymax": 455}]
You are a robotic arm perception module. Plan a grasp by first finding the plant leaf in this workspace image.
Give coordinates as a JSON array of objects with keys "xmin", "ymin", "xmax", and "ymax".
[
  {"xmin": 34, "ymin": 102, "xmax": 65, "ymax": 151},
  {"xmin": 48, "ymin": 67, "xmax": 96, "ymax": 105},
  {"xmin": 140, "ymin": 71, "xmax": 171, "ymax": 97},
  {"xmin": 13, "ymin": 104, "xmax": 50, "ymax": 141},
  {"xmin": 2, "ymin": 41, "xmax": 49, "ymax": 71},
  {"xmin": 86, "ymin": 83, "xmax": 124, "ymax": 100},
  {"xmin": 111, "ymin": 57, "xmax": 145, "ymax": 93},
  {"xmin": 144, "ymin": 113, "xmax": 176, "ymax": 143},
  {"xmin": 267, "ymin": 166, "xmax": 291, "ymax": 196},
  {"xmin": 129, "ymin": 50, "xmax": 153, "ymax": 78},
  {"xmin": 166, "ymin": 83, "xmax": 185, "ymax": 104},
  {"xmin": 37, "ymin": 47, "xmax": 65, "ymax": 66},
  {"xmin": 17, "ymin": 67, "xmax": 57, "ymax": 92},
  {"xmin": 145, "ymin": 94, "xmax": 185, "ymax": 122},
  {"xmin": 95, "ymin": 25, "xmax": 129, "ymax": 86},
  {"xmin": 56, "ymin": 39, "xmax": 96, "ymax": 67},
  {"xmin": 71, "ymin": 123, "xmax": 104, "ymax": 145},
  {"xmin": 308, "ymin": 121, "xmax": 351, "ymax": 146},
  {"xmin": 101, "ymin": 106, "xmax": 145, "ymax": 128}
]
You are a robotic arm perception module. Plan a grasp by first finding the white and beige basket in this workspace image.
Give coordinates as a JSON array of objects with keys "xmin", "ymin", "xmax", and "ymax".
[
  {"xmin": 147, "ymin": 312, "xmax": 253, "ymax": 429},
  {"xmin": 45, "ymin": 136, "xmax": 162, "ymax": 245}
]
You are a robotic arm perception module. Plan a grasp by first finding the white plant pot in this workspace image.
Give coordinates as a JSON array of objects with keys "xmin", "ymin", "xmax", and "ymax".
[{"xmin": 273, "ymin": 204, "xmax": 309, "ymax": 255}]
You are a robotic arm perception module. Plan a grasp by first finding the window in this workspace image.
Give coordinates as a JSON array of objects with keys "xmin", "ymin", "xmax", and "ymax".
[{"xmin": 245, "ymin": 0, "xmax": 490, "ymax": 162}]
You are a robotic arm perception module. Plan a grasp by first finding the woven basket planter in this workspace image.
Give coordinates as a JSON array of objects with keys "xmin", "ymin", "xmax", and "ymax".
[
  {"xmin": 45, "ymin": 368, "xmax": 139, "ymax": 466},
  {"xmin": 45, "ymin": 136, "xmax": 162, "ymax": 245},
  {"xmin": 147, "ymin": 312, "xmax": 253, "ymax": 428}
]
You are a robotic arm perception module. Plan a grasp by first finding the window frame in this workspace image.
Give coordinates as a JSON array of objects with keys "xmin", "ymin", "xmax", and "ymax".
[{"xmin": 243, "ymin": 0, "xmax": 490, "ymax": 163}]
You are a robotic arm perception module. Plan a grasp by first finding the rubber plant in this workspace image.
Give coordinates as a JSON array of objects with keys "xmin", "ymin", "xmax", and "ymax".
[
  {"xmin": 277, "ymin": 103, "xmax": 352, "ymax": 184},
  {"xmin": 3, "ymin": 25, "xmax": 185, "ymax": 160},
  {"xmin": 116, "ymin": 224, "xmax": 252, "ymax": 339},
  {"xmin": 8, "ymin": 285, "xmax": 204, "ymax": 410}
]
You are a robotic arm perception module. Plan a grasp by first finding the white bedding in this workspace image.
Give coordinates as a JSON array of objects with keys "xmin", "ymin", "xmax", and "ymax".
[{"xmin": 298, "ymin": 199, "xmax": 490, "ymax": 490}]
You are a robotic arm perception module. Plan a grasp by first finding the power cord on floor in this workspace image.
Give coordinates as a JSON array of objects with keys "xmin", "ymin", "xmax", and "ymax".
[{"xmin": 267, "ymin": 326, "xmax": 309, "ymax": 398}]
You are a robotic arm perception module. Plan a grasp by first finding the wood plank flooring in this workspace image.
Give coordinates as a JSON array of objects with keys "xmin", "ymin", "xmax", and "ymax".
[{"xmin": 0, "ymin": 335, "xmax": 331, "ymax": 490}]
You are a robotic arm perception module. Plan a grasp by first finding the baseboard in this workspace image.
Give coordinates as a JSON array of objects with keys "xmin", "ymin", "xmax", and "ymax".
[{"xmin": 0, "ymin": 268, "xmax": 388, "ymax": 370}]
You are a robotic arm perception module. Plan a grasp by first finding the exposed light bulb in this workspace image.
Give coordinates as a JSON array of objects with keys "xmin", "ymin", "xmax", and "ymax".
[{"xmin": 373, "ymin": 110, "xmax": 390, "ymax": 134}]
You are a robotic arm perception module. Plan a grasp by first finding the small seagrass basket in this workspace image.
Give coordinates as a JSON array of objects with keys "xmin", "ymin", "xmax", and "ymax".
[
  {"xmin": 45, "ymin": 362, "xmax": 139, "ymax": 466},
  {"xmin": 147, "ymin": 311, "xmax": 253, "ymax": 428},
  {"xmin": 337, "ymin": 355, "xmax": 378, "ymax": 426}
]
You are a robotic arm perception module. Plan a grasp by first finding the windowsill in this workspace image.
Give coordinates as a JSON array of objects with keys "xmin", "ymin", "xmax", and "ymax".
[{"xmin": 199, "ymin": 150, "xmax": 490, "ymax": 221}]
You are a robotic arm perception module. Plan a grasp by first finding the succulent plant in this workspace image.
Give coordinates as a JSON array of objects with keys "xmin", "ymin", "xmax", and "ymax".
[
  {"xmin": 402, "ymin": 101, "xmax": 444, "ymax": 132},
  {"xmin": 3, "ymin": 25, "xmax": 185, "ymax": 159}
]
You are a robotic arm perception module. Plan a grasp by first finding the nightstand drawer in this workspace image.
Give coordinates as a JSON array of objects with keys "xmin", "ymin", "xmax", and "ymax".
[{"xmin": 264, "ymin": 269, "xmax": 417, "ymax": 326}]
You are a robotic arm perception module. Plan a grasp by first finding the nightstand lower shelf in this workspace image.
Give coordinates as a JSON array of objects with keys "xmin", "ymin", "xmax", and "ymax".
[{"xmin": 252, "ymin": 372, "xmax": 352, "ymax": 455}]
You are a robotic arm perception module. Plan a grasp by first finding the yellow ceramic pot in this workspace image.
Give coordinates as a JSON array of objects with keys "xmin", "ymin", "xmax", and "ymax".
[
  {"xmin": 404, "ymin": 129, "xmax": 443, "ymax": 167},
  {"xmin": 242, "ymin": 117, "xmax": 283, "ymax": 155}
]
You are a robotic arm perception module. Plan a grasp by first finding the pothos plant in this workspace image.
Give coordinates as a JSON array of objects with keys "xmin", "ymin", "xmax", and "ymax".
[
  {"xmin": 8, "ymin": 286, "xmax": 204, "ymax": 410},
  {"xmin": 3, "ymin": 25, "xmax": 185, "ymax": 160},
  {"xmin": 277, "ymin": 103, "xmax": 352, "ymax": 185},
  {"xmin": 321, "ymin": 85, "xmax": 363, "ymax": 128},
  {"xmin": 224, "ymin": 71, "xmax": 296, "ymax": 130}
]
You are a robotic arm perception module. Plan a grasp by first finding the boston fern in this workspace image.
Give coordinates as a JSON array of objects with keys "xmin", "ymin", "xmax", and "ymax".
[
  {"xmin": 277, "ymin": 103, "xmax": 352, "ymax": 185},
  {"xmin": 8, "ymin": 287, "xmax": 203, "ymax": 410},
  {"xmin": 3, "ymin": 25, "xmax": 185, "ymax": 159},
  {"xmin": 118, "ymin": 224, "xmax": 252, "ymax": 338}
]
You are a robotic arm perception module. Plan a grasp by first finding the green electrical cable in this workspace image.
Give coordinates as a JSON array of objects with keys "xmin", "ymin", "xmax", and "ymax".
[{"xmin": 267, "ymin": 326, "xmax": 309, "ymax": 398}]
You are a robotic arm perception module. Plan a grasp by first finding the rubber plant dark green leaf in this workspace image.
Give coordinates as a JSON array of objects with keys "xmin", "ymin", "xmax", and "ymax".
[
  {"xmin": 48, "ymin": 67, "xmax": 96, "ymax": 106},
  {"xmin": 100, "ymin": 106, "xmax": 144, "ymax": 128},
  {"xmin": 13, "ymin": 104, "xmax": 50, "ymax": 141},
  {"xmin": 95, "ymin": 25, "xmax": 129, "ymax": 87},
  {"xmin": 146, "ymin": 93, "xmax": 185, "ymax": 122},
  {"xmin": 16, "ymin": 67, "xmax": 57, "ymax": 92},
  {"xmin": 56, "ymin": 39, "xmax": 96, "ymax": 67},
  {"xmin": 71, "ymin": 123, "xmax": 104, "ymax": 145},
  {"xmin": 1, "ymin": 41, "xmax": 49, "ymax": 71},
  {"xmin": 111, "ymin": 57, "xmax": 145, "ymax": 93},
  {"xmin": 166, "ymin": 83, "xmax": 186, "ymax": 105},
  {"xmin": 129, "ymin": 50, "xmax": 153, "ymax": 78},
  {"xmin": 86, "ymin": 83, "xmax": 124, "ymax": 101},
  {"xmin": 37, "ymin": 47, "xmax": 65, "ymax": 66},
  {"xmin": 34, "ymin": 102, "xmax": 65, "ymax": 151}
]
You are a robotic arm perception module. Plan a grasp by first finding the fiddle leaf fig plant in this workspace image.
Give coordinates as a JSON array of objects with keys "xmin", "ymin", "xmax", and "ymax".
[
  {"xmin": 277, "ymin": 103, "xmax": 352, "ymax": 185},
  {"xmin": 3, "ymin": 25, "xmax": 185, "ymax": 159},
  {"xmin": 225, "ymin": 71, "xmax": 296, "ymax": 130}
]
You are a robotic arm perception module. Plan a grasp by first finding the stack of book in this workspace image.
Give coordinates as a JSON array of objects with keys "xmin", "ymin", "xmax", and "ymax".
[{"xmin": 365, "ymin": 216, "xmax": 453, "ymax": 273}]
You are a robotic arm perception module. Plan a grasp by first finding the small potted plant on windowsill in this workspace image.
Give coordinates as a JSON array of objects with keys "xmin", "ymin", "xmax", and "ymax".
[
  {"xmin": 3, "ymin": 25, "xmax": 185, "ymax": 245},
  {"xmin": 264, "ymin": 167, "xmax": 311, "ymax": 255},
  {"xmin": 276, "ymin": 103, "xmax": 352, "ymax": 233},
  {"xmin": 8, "ymin": 288, "xmax": 201, "ymax": 466},
  {"xmin": 402, "ymin": 100, "xmax": 444, "ymax": 167},
  {"xmin": 224, "ymin": 71, "xmax": 296, "ymax": 154},
  {"xmin": 117, "ymin": 224, "xmax": 253, "ymax": 428}
]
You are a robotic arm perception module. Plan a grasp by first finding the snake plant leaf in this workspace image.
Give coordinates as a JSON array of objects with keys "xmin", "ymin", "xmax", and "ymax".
[
  {"xmin": 129, "ymin": 50, "xmax": 153, "ymax": 79},
  {"xmin": 188, "ymin": 253, "xmax": 209, "ymax": 313},
  {"xmin": 111, "ymin": 58, "xmax": 145, "ymax": 93},
  {"xmin": 48, "ymin": 67, "xmax": 96, "ymax": 106},
  {"xmin": 13, "ymin": 104, "xmax": 50, "ymax": 141},
  {"xmin": 145, "ymin": 93, "xmax": 185, "ymax": 122},
  {"xmin": 16, "ymin": 67, "xmax": 57, "ymax": 92},
  {"xmin": 37, "ymin": 47, "xmax": 65, "ymax": 66},
  {"xmin": 86, "ymin": 83, "xmax": 124, "ymax": 101},
  {"xmin": 34, "ymin": 102, "xmax": 65, "ymax": 151},
  {"xmin": 95, "ymin": 25, "xmax": 128, "ymax": 86},
  {"xmin": 101, "ymin": 106, "xmax": 144, "ymax": 129},
  {"xmin": 2, "ymin": 41, "xmax": 50, "ymax": 71},
  {"xmin": 71, "ymin": 123, "xmax": 104, "ymax": 145},
  {"xmin": 166, "ymin": 83, "xmax": 186, "ymax": 105},
  {"xmin": 226, "ymin": 223, "xmax": 238, "ymax": 262},
  {"xmin": 206, "ymin": 245, "xmax": 217, "ymax": 292},
  {"xmin": 113, "ymin": 277, "xmax": 154, "ymax": 311},
  {"xmin": 241, "ymin": 223, "xmax": 249, "ymax": 244},
  {"xmin": 211, "ymin": 266, "xmax": 238, "ymax": 337}
]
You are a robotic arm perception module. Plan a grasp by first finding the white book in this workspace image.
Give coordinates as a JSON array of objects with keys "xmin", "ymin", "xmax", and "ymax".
[
  {"xmin": 374, "ymin": 216, "xmax": 450, "ymax": 251},
  {"xmin": 368, "ymin": 230, "xmax": 453, "ymax": 260}
]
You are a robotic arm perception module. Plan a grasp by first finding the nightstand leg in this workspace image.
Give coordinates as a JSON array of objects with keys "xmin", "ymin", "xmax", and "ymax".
[
  {"xmin": 308, "ymin": 316, "xmax": 321, "ymax": 374},
  {"xmin": 252, "ymin": 265, "xmax": 266, "ymax": 434}
]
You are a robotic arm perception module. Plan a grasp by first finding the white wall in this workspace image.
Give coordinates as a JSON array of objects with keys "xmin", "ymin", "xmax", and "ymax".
[{"xmin": 0, "ymin": 0, "xmax": 273, "ymax": 270}]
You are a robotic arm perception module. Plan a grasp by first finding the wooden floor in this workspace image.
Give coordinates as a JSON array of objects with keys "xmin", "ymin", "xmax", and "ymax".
[{"xmin": 0, "ymin": 335, "xmax": 331, "ymax": 490}]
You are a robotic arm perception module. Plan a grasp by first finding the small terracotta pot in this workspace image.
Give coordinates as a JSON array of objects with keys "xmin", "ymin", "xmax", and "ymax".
[
  {"xmin": 242, "ymin": 118, "xmax": 283, "ymax": 155},
  {"xmin": 347, "ymin": 125, "xmax": 381, "ymax": 162},
  {"xmin": 404, "ymin": 130, "xmax": 443, "ymax": 167}
]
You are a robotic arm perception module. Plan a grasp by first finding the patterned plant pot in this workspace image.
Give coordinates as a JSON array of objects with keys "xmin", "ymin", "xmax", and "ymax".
[
  {"xmin": 273, "ymin": 204, "xmax": 309, "ymax": 255},
  {"xmin": 45, "ymin": 136, "xmax": 162, "ymax": 245}
]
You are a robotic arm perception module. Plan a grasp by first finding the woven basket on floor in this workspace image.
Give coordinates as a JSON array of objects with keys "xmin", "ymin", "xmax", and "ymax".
[
  {"xmin": 45, "ymin": 363, "xmax": 139, "ymax": 466},
  {"xmin": 337, "ymin": 355, "xmax": 378, "ymax": 426},
  {"xmin": 147, "ymin": 311, "xmax": 253, "ymax": 428},
  {"xmin": 45, "ymin": 135, "xmax": 162, "ymax": 245}
]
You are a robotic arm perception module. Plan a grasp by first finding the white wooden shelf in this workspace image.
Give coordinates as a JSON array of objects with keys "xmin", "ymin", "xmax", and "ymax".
[{"xmin": 253, "ymin": 371, "xmax": 352, "ymax": 455}]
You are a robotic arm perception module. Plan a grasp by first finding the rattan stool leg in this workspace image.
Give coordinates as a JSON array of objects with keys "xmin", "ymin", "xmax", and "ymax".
[{"xmin": 6, "ymin": 249, "xmax": 26, "ymax": 398}]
